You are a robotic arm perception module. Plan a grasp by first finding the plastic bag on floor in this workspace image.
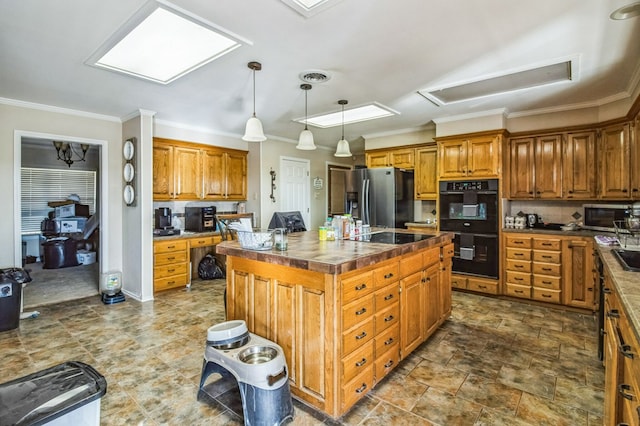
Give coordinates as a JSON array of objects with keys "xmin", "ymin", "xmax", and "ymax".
[{"xmin": 198, "ymin": 254, "xmax": 224, "ymax": 280}]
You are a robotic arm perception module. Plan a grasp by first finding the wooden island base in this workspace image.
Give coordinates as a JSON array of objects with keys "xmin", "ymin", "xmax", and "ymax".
[{"xmin": 218, "ymin": 231, "xmax": 453, "ymax": 418}]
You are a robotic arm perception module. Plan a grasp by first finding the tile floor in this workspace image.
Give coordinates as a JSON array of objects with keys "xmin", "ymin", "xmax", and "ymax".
[{"xmin": 0, "ymin": 279, "xmax": 604, "ymax": 425}]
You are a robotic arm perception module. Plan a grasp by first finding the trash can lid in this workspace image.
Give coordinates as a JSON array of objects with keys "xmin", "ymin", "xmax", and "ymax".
[{"xmin": 0, "ymin": 361, "xmax": 107, "ymax": 426}]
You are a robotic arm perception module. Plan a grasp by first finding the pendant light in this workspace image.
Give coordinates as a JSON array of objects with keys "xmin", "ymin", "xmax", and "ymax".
[
  {"xmin": 334, "ymin": 99, "xmax": 352, "ymax": 157},
  {"xmin": 296, "ymin": 84, "xmax": 316, "ymax": 150},
  {"xmin": 242, "ymin": 61, "xmax": 266, "ymax": 142}
]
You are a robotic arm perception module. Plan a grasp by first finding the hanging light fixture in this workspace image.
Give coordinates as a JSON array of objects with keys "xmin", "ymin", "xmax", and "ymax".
[
  {"xmin": 52, "ymin": 141, "xmax": 90, "ymax": 167},
  {"xmin": 334, "ymin": 99, "xmax": 352, "ymax": 157},
  {"xmin": 242, "ymin": 61, "xmax": 266, "ymax": 142},
  {"xmin": 296, "ymin": 84, "xmax": 316, "ymax": 150}
]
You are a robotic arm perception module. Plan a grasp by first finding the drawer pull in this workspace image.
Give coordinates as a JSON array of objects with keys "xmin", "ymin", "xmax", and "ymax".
[
  {"xmin": 514, "ymin": 277, "xmax": 523, "ymax": 281},
  {"xmin": 355, "ymin": 283, "xmax": 367, "ymax": 291},
  {"xmin": 478, "ymin": 285, "xmax": 487, "ymax": 289},
  {"xmin": 167, "ymin": 257, "xmax": 175, "ymax": 261},
  {"xmin": 355, "ymin": 383, "xmax": 367, "ymax": 394},
  {"xmin": 384, "ymin": 360, "xmax": 394, "ymax": 369},
  {"xmin": 542, "ymin": 268, "xmax": 552, "ymax": 271},
  {"xmin": 355, "ymin": 332, "xmax": 367, "ymax": 340},
  {"xmin": 542, "ymin": 294, "xmax": 552, "ymax": 298},
  {"xmin": 384, "ymin": 337, "xmax": 394, "ymax": 345},
  {"xmin": 542, "ymin": 281, "xmax": 552, "ymax": 285},
  {"xmin": 355, "ymin": 308, "xmax": 367, "ymax": 316},
  {"xmin": 514, "ymin": 241, "xmax": 524, "ymax": 245},
  {"xmin": 167, "ymin": 281, "xmax": 175, "ymax": 285},
  {"xmin": 384, "ymin": 294, "xmax": 394, "ymax": 301},
  {"xmin": 514, "ymin": 265, "xmax": 523, "ymax": 268},
  {"xmin": 514, "ymin": 253, "xmax": 524, "ymax": 256},
  {"xmin": 541, "ymin": 242, "xmax": 552, "ymax": 246},
  {"xmin": 384, "ymin": 315, "xmax": 395, "ymax": 322},
  {"xmin": 608, "ymin": 309, "xmax": 620, "ymax": 319},
  {"xmin": 168, "ymin": 269, "xmax": 175, "ymax": 273},
  {"xmin": 384, "ymin": 273, "xmax": 394, "ymax": 279},
  {"xmin": 198, "ymin": 240, "xmax": 206, "ymax": 244},
  {"xmin": 542, "ymin": 255, "xmax": 552, "ymax": 259},
  {"xmin": 167, "ymin": 245, "xmax": 175, "ymax": 249},
  {"xmin": 515, "ymin": 290, "xmax": 523, "ymax": 294},
  {"xmin": 355, "ymin": 358, "xmax": 367, "ymax": 367},
  {"xmin": 618, "ymin": 384, "xmax": 635, "ymax": 400}
]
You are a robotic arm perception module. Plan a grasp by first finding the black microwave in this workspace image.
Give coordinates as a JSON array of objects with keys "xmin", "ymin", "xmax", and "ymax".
[{"xmin": 582, "ymin": 204, "xmax": 631, "ymax": 232}]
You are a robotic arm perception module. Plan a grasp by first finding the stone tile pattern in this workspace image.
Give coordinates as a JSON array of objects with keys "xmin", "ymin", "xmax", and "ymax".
[{"xmin": 0, "ymin": 280, "xmax": 603, "ymax": 425}]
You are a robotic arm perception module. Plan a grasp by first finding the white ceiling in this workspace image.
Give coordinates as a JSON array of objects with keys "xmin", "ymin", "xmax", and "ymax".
[{"xmin": 2, "ymin": 0, "xmax": 640, "ymax": 152}]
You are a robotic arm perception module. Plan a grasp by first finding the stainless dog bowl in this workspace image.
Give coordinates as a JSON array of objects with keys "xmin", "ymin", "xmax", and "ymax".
[{"xmin": 238, "ymin": 346, "xmax": 278, "ymax": 364}]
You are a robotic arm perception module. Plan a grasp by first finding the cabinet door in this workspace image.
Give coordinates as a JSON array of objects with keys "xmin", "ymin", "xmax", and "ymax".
[
  {"xmin": 508, "ymin": 137, "xmax": 535, "ymax": 199},
  {"xmin": 202, "ymin": 149, "xmax": 226, "ymax": 199},
  {"xmin": 600, "ymin": 123, "xmax": 631, "ymax": 199},
  {"xmin": 632, "ymin": 116, "xmax": 640, "ymax": 199},
  {"xmin": 562, "ymin": 239, "xmax": 596, "ymax": 310},
  {"xmin": 390, "ymin": 149, "xmax": 415, "ymax": 169},
  {"xmin": 439, "ymin": 255, "xmax": 452, "ymax": 321},
  {"xmin": 400, "ymin": 271, "xmax": 424, "ymax": 357},
  {"xmin": 153, "ymin": 143, "xmax": 174, "ymax": 200},
  {"xmin": 438, "ymin": 140, "xmax": 467, "ymax": 178},
  {"xmin": 534, "ymin": 135, "xmax": 563, "ymax": 199},
  {"xmin": 225, "ymin": 151, "xmax": 248, "ymax": 200},
  {"xmin": 564, "ymin": 132, "xmax": 597, "ymax": 199},
  {"xmin": 415, "ymin": 146, "xmax": 437, "ymax": 200},
  {"xmin": 366, "ymin": 152, "xmax": 390, "ymax": 168},
  {"xmin": 423, "ymin": 263, "xmax": 440, "ymax": 338},
  {"xmin": 174, "ymin": 146, "xmax": 202, "ymax": 200},
  {"xmin": 467, "ymin": 135, "xmax": 500, "ymax": 177}
]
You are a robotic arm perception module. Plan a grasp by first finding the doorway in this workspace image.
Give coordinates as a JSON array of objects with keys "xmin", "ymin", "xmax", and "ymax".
[
  {"xmin": 279, "ymin": 157, "xmax": 310, "ymax": 230},
  {"xmin": 15, "ymin": 133, "xmax": 106, "ymax": 309}
]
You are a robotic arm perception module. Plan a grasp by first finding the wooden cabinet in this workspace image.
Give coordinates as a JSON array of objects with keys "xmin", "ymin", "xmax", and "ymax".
[
  {"xmin": 562, "ymin": 238, "xmax": 596, "ymax": 310},
  {"xmin": 531, "ymin": 237, "xmax": 562, "ymax": 304},
  {"xmin": 451, "ymin": 274, "xmax": 499, "ymax": 295},
  {"xmin": 564, "ymin": 131, "xmax": 597, "ymax": 199},
  {"xmin": 507, "ymin": 135, "xmax": 562, "ymax": 199},
  {"xmin": 437, "ymin": 133, "xmax": 502, "ymax": 179},
  {"xmin": 415, "ymin": 146, "xmax": 438, "ymax": 200},
  {"xmin": 599, "ymin": 123, "xmax": 631, "ymax": 199},
  {"xmin": 365, "ymin": 147, "xmax": 415, "ymax": 169},
  {"xmin": 153, "ymin": 239, "xmax": 190, "ymax": 292},
  {"xmin": 504, "ymin": 235, "xmax": 532, "ymax": 299},
  {"xmin": 632, "ymin": 115, "xmax": 640, "ymax": 198},
  {"xmin": 153, "ymin": 138, "xmax": 247, "ymax": 201}
]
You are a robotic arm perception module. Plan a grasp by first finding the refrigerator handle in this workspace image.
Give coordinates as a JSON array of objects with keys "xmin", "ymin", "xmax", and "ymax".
[{"xmin": 363, "ymin": 178, "xmax": 370, "ymax": 225}]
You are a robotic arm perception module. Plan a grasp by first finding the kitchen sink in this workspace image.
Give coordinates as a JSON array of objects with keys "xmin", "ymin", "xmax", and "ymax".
[{"xmin": 612, "ymin": 249, "xmax": 640, "ymax": 272}]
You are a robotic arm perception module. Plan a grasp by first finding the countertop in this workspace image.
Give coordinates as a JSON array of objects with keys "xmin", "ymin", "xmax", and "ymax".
[
  {"xmin": 153, "ymin": 230, "xmax": 221, "ymax": 241},
  {"xmin": 216, "ymin": 229, "xmax": 454, "ymax": 275},
  {"xmin": 502, "ymin": 227, "xmax": 601, "ymax": 237},
  {"xmin": 405, "ymin": 222, "xmax": 438, "ymax": 229}
]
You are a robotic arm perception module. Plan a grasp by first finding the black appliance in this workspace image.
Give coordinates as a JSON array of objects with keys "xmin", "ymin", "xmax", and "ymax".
[
  {"xmin": 154, "ymin": 207, "xmax": 180, "ymax": 236},
  {"xmin": 268, "ymin": 211, "xmax": 306, "ymax": 233},
  {"xmin": 439, "ymin": 179, "xmax": 499, "ymax": 279},
  {"xmin": 185, "ymin": 206, "xmax": 216, "ymax": 232}
]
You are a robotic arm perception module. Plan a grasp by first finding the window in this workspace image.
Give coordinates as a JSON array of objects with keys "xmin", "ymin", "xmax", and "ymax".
[{"xmin": 21, "ymin": 167, "xmax": 96, "ymax": 234}]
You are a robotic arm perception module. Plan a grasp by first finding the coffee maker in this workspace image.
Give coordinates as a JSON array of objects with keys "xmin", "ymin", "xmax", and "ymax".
[{"xmin": 154, "ymin": 207, "xmax": 180, "ymax": 236}]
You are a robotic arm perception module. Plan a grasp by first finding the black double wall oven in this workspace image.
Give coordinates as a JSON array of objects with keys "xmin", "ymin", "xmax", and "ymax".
[{"xmin": 439, "ymin": 179, "xmax": 499, "ymax": 279}]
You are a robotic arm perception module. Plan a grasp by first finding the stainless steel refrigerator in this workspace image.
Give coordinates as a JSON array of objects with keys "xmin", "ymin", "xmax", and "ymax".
[{"xmin": 344, "ymin": 167, "xmax": 414, "ymax": 228}]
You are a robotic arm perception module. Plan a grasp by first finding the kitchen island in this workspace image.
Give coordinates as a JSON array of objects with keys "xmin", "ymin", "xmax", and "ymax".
[{"xmin": 216, "ymin": 230, "xmax": 454, "ymax": 418}]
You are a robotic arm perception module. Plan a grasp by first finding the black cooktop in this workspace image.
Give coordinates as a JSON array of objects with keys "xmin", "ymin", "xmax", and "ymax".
[
  {"xmin": 367, "ymin": 232, "xmax": 434, "ymax": 245},
  {"xmin": 613, "ymin": 249, "xmax": 640, "ymax": 272}
]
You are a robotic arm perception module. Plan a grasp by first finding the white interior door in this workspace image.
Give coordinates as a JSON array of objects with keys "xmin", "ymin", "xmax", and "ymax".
[{"xmin": 280, "ymin": 157, "xmax": 310, "ymax": 230}]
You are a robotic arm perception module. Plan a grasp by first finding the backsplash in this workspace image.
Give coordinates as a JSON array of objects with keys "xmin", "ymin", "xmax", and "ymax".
[{"xmin": 504, "ymin": 200, "xmax": 585, "ymax": 226}]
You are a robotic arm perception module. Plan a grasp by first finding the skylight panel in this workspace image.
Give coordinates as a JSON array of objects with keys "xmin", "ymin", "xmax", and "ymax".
[
  {"xmin": 87, "ymin": 1, "xmax": 246, "ymax": 84},
  {"xmin": 280, "ymin": 0, "xmax": 344, "ymax": 18},
  {"xmin": 302, "ymin": 103, "xmax": 397, "ymax": 128}
]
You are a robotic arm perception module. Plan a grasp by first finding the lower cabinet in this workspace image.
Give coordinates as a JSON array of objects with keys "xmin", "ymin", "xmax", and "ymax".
[{"xmin": 451, "ymin": 274, "xmax": 499, "ymax": 295}]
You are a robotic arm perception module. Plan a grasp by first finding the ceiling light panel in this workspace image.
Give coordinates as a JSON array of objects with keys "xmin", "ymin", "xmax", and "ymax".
[
  {"xmin": 87, "ymin": 1, "xmax": 245, "ymax": 84},
  {"xmin": 280, "ymin": 0, "xmax": 344, "ymax": 18},
  {"xmin": 419, "ymin": 60, "xmax": 574, "ymax": 106},
  {"xmin": 302, "ymin": 103, "xmax": 397, "ymax": 128}
]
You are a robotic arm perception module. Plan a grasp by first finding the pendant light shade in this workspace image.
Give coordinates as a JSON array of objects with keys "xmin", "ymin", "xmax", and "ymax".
[
  {"xmin": 334, "ymin": 99, "xmax": 352, "ymax": 157},
  {"xmin": 242, "ymin": 61, "xmax": 266, "ymax": 142},
  {"xmin": 296, "ymin": 84, "xmax": 316, "ymax": 150}
]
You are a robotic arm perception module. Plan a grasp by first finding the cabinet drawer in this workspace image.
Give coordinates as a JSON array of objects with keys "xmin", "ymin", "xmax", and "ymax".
[
  {"xmin": 373, "ymin": 262, "xmax": 399, "ymax": 288},
  {"xmin": 375, "ymin": 303, "xmax": 399, "ymax": 334},
  {"xmin": 154, "ymin": 251, "xmax": 188, "ymax": 266},
  {"xmin": 532, "ymin": 250, "xmax": 561, "ymax": 264},
  {"xmin": 505, "ymin": 283, "xmax": 531, "ymax": 299},
  {"xmin": 342, "ymin": 340, "xmax": 374, "ymax": 383},
  {"xmin": 375, "ymin": 344, "xmax": 400, "ymax": 382},
  {"xmin": 467, "ymin": 277, "xmax": 498, "ymax": 294},
  {"xmin": 342, "ymin": 318, "xmax": 374, "ymax": 355},
  {"xmin": 341, "ymin": 271, "xmax": 374, "ymax": 303},
  {"xmin": 505, "ymin": 259, "xmax": 531, "ymax": 273},
  {"xmin": 451, "ymin": 275, "xmax": 467, "ymax": 289},
  {"xmin": 154, "ymin": 240, "xmax": 188, "ymax": 254},
  {"xmin": 505, "ymin": 236, "xmax": 532, "ymax": 249},
  {"xmin": 532, "ymin": 262, "xmax": 561, "ymax": 276},
  {"xmin": 375, "ymin": 323, "xmax": 399, "ymax": 357},
  {"xmin": 532, "ymin": 288, "xmax": 561, "ymax": 304},
  {"xmin": 506, "ymin": 247, "xmax": 531, "ymax": 261},
  {"xmin": 400, "ymin": 252, "xmax": 423, "ymax": 277},
  {"xmin": 533, "ymin": 239, "xmax": 561, "ymax": 251},
  {"xmin": 341, "ymin": 366, "xmax": 374, "ymax": 412},
  {"xmin": 441, "ymin": 243, "xmax": 455, "ymax": 260},
  {"xmin": 154, "ymin": 274, "xmax": 188, "ymax": 292},
  {"xmin": 343, "ymin": 296, "xmax": 375, "ymax": 331},
  {"xmin": 533, "ymin": 274, "xmax": 561, "ymax": 290},
  {"xmin": 189, "ymin": 236, "xmax": 215, "ymax": 248},
  {"xmin": 423, "ymin": 246, "xmax": 440, "ymax": 266},
  {"xmin": 154, "ymin": 262, "xmax": 188, "ymax": 279},
  {"xmin": 374, "ymin": 284, "xmax": 399, "ymax": 311},
  {"xmin": 506, "ymin": 270, "xmax": 531, "ymax": 286}
]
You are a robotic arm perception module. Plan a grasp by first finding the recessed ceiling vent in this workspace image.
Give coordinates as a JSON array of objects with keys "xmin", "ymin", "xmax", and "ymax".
[
  {"xmin": 418, "ymin": 60, "xmax": 575, "ymax": 106},
  {"xmin": 299, "ymin": 70, "xmax": 331, "ymax": 84}
]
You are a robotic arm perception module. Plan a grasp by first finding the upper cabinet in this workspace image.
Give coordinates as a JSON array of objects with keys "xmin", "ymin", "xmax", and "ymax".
[
  {"xmin": 366, "ymin": 147, "xmax": 415, "ymax": 169},
  {"xmin": 632, "ymin": 114, "xmax": 640, "ymax": 197},
  {"xmin": 437, "ymin": 132, "xmax": 502, "ymax": 179},
  {"xmin": 599, "ymin": 123, "xmax": 631, "ymax": 200},
  {"xmin": 564, "ymin": 131, "xmax": 597, "ymax": 199},
  {"xmin": 153, "ymin": 138, "xmax": 247, "ymax": 201},
  {"xmin": 507, "ymin": 135, "xmax": 562, "ymax": 199},
  {"xmin": 415, "ymin": 145, "xmax": 437, "ymax": 200}
]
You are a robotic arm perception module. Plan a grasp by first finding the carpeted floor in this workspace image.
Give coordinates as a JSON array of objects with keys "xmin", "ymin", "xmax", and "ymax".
[{"xmin": 22, "ymin": 261, "xmax": 99, "ymax": 309}]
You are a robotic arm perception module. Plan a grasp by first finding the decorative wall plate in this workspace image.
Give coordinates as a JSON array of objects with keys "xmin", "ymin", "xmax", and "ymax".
[
  {"xmin": 123, "ymin": 184, "xmax": 135, "ymax": 205},
  {"xmin": 123, "ymin": 140, "xmax": 135, "ymax": 160},
  {"xmin": 123, "ymin": 163, "xmax": 135, "ymax": 183}
]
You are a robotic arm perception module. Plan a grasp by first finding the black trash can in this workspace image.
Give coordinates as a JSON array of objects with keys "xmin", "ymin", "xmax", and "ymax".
[
  {"xmin": 0, "ymin": 272, "xmax": 21, "ymax": 332},
  {"xmin": 42, "ymin": 238, "xmax": 79, "ymax": 269},
  {"xmin": 0, "ymin": 361, "xmax": 107, "ymax": 425}
]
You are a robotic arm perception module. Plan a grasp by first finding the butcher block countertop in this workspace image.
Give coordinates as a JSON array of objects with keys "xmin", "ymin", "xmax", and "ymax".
[{"xmin": 215, "ymin": 229, "xmax": 454, "ymax": 275}]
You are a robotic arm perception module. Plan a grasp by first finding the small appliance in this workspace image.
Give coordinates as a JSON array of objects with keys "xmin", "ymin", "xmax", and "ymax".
[
  {"xmin": 185, "ymin": 206, "xmax": 216, "ymax": 232},
  {"xmin": 527, "ymin": 214, "xmax": 539, "ymax": 228},
  {"xmin": 154, "ymin": 208, "xmax": 180, "ymax": 236},
  {"xmin": 583, "ymin": 204, "xmax": 631, "ymax": 232}
]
